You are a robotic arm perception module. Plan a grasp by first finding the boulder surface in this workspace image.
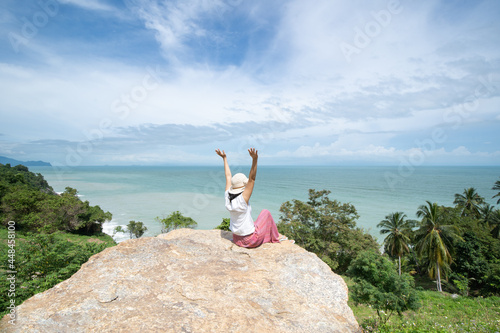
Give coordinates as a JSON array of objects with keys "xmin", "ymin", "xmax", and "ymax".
[{"xmin": 1, "ymin": 229, "xmax": 360, "ymax": 332}]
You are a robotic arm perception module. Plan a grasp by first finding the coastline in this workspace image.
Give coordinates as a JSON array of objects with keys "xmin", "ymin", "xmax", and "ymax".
[{"xmin": 30, "ymin": 165, "xmax": 500, "ymax": 243}]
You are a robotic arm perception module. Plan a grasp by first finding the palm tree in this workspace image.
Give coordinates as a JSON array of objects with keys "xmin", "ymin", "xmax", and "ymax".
[
  {"xmin": 480, "ymin": 204, "xmax": 495, "ymax": 224},
  {"xmin": 488, "ymin": 209, "xmax": 500, "ymax": 239},
  {"xmin": 479, "ymin": 204, "xmax": 500, "ymax": 239},
  {"xmin": 377, "ymin": 212, "xmax": 414, "ymax": 276},
  {"xmin": 493, "ymin": 179, "xmax": 500, "ymax": 204},
  {"xmin": 415, "ymin": 201, "xmax": 460, "ymax": 292},
  {"xmin": 453, "ymin": 187, "xmax": 485, "ymax": 218}
]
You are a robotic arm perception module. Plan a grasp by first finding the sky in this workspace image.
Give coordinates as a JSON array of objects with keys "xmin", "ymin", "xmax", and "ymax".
[{"xmin": 0, "ymin": 0, "xmax": 499, "ymax": 166}]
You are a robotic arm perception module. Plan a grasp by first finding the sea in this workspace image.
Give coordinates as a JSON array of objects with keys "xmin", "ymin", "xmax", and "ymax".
[{"xmin": 29, "ymin": 166, "xmax": 500, "ymax": 243}]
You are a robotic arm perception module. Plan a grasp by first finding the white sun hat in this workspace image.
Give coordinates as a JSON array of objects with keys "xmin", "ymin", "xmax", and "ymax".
[{"xmin": 229, "ymin": 173, "xmax": 248, "ymax": 194}]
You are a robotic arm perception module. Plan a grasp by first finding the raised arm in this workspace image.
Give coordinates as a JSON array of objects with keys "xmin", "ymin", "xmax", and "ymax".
[
  {"xmin": 242, "ymin": 148, "xmax": 258, "ymax": 204},
  {"xmin": 215, "ymin": 149, "xmax": 231, "ymax": 191}
]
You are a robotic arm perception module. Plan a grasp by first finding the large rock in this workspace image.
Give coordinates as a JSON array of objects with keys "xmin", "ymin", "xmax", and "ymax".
[{"xmin": 1, "ymin": 229, "xmax": 360, "ymax": 332}]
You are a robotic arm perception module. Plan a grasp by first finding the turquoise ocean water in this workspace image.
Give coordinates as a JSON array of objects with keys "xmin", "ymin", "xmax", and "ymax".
[{"xmin": 30, "ymin": 166, "xmax": 500, "ymax": 243}]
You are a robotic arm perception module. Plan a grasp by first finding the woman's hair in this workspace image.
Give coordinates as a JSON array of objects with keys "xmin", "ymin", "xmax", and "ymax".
[{"xmin": 228, "ymin": 191, "xmax": 243, "ymax": 202}]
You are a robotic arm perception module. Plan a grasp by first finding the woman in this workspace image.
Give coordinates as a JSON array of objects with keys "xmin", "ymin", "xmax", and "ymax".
[{"xmin": 215, "ymin": 148, "xmax": 292, "ymax": 248}]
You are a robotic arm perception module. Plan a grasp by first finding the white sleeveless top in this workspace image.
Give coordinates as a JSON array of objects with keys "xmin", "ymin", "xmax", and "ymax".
[{"xmin": 224, "ymin": 190, "xmax": 255, "ymax": 236}]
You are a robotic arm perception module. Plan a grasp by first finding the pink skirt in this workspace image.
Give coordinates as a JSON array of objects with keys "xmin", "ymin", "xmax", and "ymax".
[{"xmin": 232, "ymin": 209, "xmax": 280, "ymax": 248}]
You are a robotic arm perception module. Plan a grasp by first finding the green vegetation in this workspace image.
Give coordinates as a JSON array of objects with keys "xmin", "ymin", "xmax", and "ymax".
[
  {"xmin": 454, "ymin": 187, "xmax": 485, "ymax": 218},
  {"xmin": 0, "ymin": 164, "xmax": 202, "ymax": 320},
  {"xmin": 493, "ymin": 178, "xmax": 500, "ymax": 204},
  {"xmin": 156, "ymin": 211, "xmax": 197, "ymax": 233},
  {"xmin": 347, "ymin": 251, "xmax": 420, "ymax": 325},
  {"xmin": 377, "ymin": 212, "xmax": 415, "ymax": 276},
  {"xmin": 2, "ymin": 164, "xmax": 498, "ymax": 330},
  {"xmin": 415, "ymin": 201, "xmax": 462, "ymax": 292},
  {"xmin": 346, "ymin": 182, "xmax": 500, "ymax": 331},
  {"xmin": 347, "ymin": 284, "xmax": 500, "ymax": 332},
  {"xmin": 374, "ymin": 187, "xmax": 500, "ymax": 297},
  {"xmin": 114, "ymin": 220, "xmax": 148, "ymax": 239},
  {"xmin": 0, "ymin": 163, "xmax": 116, "ymax": 318},
  {"xmin": 278, "ymin": 184, "xmax": 499, "ymax": 331},
  {"xmin": 0, "ymin": 228, "xmax": 115, "ymax": 317},
  {"xmin": 0, "ymin": 164, "xmax": 112, "ymax": 235},
  {"xmin": 215, "ymin": 218, "xmax": 230, "ymax": 231},
  {"xmin": 277, "ymin": 189, "xmax": 379, "ymax": 273}
]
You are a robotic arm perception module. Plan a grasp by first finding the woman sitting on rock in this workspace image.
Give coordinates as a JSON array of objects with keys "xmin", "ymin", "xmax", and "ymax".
[{"xmin": 215, "ymin": 148, "xmax": 293, "ymax": 248}]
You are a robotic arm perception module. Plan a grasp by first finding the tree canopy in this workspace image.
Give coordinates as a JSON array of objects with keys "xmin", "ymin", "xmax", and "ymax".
[
  {"xmin": 114, "ymin": 220, "xmax": 148, "ymax": 239},
  {"xmin": 277, "ymin": 189, "xmax": 379, "ymax": 273},
  {"xmin": 347, "ymin": 250, "xmax": 421, "ymax": 325},
  {"xmin": 492, "ymin": 178, "xmax": 500, "ymax": 204},
  {"xmin": 374, "ymin": 179, "xmax": 500, "ymax": 296},
  {"xmin": 453, "ymin": 187, "xmax": 485, "ymax": 218},
  {"xmin": 415, "ymin": 201, "xmax": 461, "ymax": 292},
  {"xmin": 156, "ymin": 211, "xmax": 197, "ymax": 234},
  {"xmin": 0, "ymin": 231, "xmax": 115, "ymax": 318},
  {"xmin": 0, "ymin": 164, "xmax": 111, "ymax": 235},
  {"xmin": 377, "ymin": 212, "xmax": 415, "ymax": 276}
]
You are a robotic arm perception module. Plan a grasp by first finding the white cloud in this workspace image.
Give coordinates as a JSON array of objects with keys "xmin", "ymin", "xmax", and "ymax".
[
  {"xmin": 450, "ymin": 146, "xmax": 472, "ymax": 156},
  {"xmin": 58, "ymin": 0, "xmax": 115, "ymax": 11},
  {"xmin": 276, "ymin": 141, "xmax": 500, "ymax": 165},
  {"xmin": 130, "ymin": 0, "xmax": 232, "ymax": 63},
  {"xmin": 1, "ymin": 0, "xmax": 499, "ymax": 165},
  {"xmin": 0, "ymin": 59, "xmax": 154, "ymax": 139}
]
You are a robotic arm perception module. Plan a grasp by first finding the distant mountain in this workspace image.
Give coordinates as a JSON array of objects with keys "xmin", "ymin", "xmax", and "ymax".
[{"xmin": 0, "ymin": 156, "xmax": 51, "ymax": 167}]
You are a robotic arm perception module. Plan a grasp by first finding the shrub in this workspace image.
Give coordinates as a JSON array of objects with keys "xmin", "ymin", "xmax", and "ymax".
[
  {"xmin": 347, "ymin": 250, "xmax": 421, "ymax": 326},
  {"xmin": 0, "ymin": 232, "xmax": 113, "ymax": 317},
  {"xmin": 155, "ymin": 211, "xmax": 197, "ymax": 233},
  {"xmin": 215, "ymin": 218, "xmax": 230, "ymax": 231}
]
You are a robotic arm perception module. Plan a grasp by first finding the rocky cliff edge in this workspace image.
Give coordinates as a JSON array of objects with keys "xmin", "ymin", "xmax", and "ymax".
[{"xmin": 1, "ymin": 229, "xmax": 360, "ymax": 332}]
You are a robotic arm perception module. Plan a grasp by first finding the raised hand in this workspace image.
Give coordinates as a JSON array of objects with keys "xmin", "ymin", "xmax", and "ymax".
[
  {"xmin": 215, "ymin": 149, "xmax": 226, "ymax": 159},
  {"xmin": 248, "ymin": 148, "xmax": 258, "ymax": 159}
]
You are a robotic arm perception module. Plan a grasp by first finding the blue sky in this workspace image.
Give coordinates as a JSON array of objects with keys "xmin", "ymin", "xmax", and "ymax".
[{"xmin": 1, "ymin": 0, "xmax": 499, "ymax": 166}]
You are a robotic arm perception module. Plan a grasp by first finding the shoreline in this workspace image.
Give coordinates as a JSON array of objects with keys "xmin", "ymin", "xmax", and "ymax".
[{"xmin": 30, "ymin": 165, "xmax": 500, "ymax": 243}]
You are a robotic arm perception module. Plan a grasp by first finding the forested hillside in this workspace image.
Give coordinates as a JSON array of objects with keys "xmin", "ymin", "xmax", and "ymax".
[
  {"xmin": 0, "ymin": 163, "xmax": 116, "ymax": 319},
  {"xmin": 0, "ymin": 163, "xmax": 111, "ymax": 234}
]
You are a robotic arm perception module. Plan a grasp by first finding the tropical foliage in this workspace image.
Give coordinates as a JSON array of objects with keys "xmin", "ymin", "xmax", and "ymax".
[
  {"xmin": 270, "ymin": 181, "xmax": 499, "ymax": 331},
  {"xmin": 0, "ymin": 164, "xmax": 116, "ymax": 318},
  {"xmin": 377, "ymin": 212, "xmax": 415, "ymax": 275},
  {"xmin": 349, "ymin": 179, "xmax": 500, "ymax": 331},
  {"xmin": 0, "ymin": 230, "xmax": 115, "ymax": 318},
  {"xmin": 215, "ymin": 218, "xmax": 231, "ymax": 231},
  {"xmin": 0, "ymin": 164, "xmax": 112, "ymax": 234},
  {"xmin": 349, "ymin": 286, "xmax": 500, "ymax": 332},
  {"xmin": 114, "ymin": 220, "xmax": 148, "ymax": 239},
  {"xmin": 414, "ymin": 201, "xmax": 461, "ymax": 292},
  {"xmin": 453, "ymin": 187, "xmax": 485, "ymax": 218},
  {"xmin": 371, "ymin": 179, "xmax": 500, "ymax": 297},
  {"xmin": 493, "ymin": 178, "xmax": 500, "ymax": 204},
  {"xmin": 347, "ymin": 250, "xmax": 420, "ymax": 325},
  {"xmin": 277, "ymin": 189, "xmax": 379, "ymax": 273},
  {"xmin": 488, "ymin": 208, "xmax": 500, "ymax": 239},
  {"xmin": 156, "ymin": 211, "xmax": 197, "ymax": 233}
]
